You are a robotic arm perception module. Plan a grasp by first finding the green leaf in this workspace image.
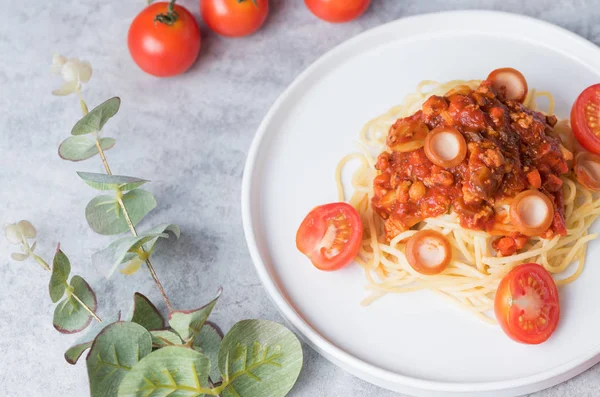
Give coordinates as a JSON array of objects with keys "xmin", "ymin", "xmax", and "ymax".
[
  {"xmin": 141, "ymin": 223, "xmax": 181, "ymax": 254},
  {"xmin": 53, "ymin": 275, "xmax": 98, "ymax": 334},
  {"xmin": 168, "ymin": 288, "xmax": 222, "ymax": 342},
  {"xmin": 65, "ymin": 311, "xmax": 122, "ymax": 365},
  {"xmin": 117, "ymin": 346, "xmax": 211, "ymax": 397},
  {"xmin": 49, "ymin": 249, "xmax": 71, "ymax": 303},
  {"xmin": 87, "ymin": 321, "xmax": 152, "ymax": 397},
  {"xmin": 150, "ymin": 329, "xmax": 183, "ymax": 348},
  {"xmin": 85, "ymin": 189, "xmax": 157, "ymax": 236},
  {"xmin": 130, "ymin": 292, "xmax": 165, "ymax": 331},
  {"xmin": 218, "ymin": 320, "xmax": 303, "ymax": 397},
  {"xmin": 94, "ymin": 233, "xmax": 166, "ymax": 278},
  {"xmin": 59, "ymin": 136, "xmax": 115, "ymax": 162},
  {"xmin": 77, "ymin": 172, "xmax": 148, "ymax": 191},
  {"xmin": 72, "ymin": 97, "xmax": 121, "ymax": 135},
  {"xmin": 194, "ymin": 322, "xmax": 223, "ymax": 382},
  {"xmin": 65, "ymin": 341, "xmax": 93, "ymax": 365}
]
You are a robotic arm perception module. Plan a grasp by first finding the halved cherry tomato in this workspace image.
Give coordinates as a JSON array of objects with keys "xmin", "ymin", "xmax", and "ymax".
[
  {"xmin": 494, "ymin": 263, "xmax": 560, "ymax": 344},
  {"xmin": 201, "ymin": 0, "xmax": 269, "ymax": 38},
  {"xmin": 574, "ymin": 151, "xmax": 600, "ymax": 191},
  {"xmin": 128, "ymin": 2, "xmax": 201, "ymax": 77},
  {"xmin": 571, "ymin": 83, "xmax": 600, "ymax": 154},
  {"xmin": 305, "ymin": 0, "xmax": 371, "ymax": 23},
  {"xmin": 296, "ymin": 202, "xmax": 362, "ymax": 271}
]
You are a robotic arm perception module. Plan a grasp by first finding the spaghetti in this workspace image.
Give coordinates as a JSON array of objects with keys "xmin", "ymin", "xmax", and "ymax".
[{"xmin": 336, "ymin": 79, "xmax": 600, "ymax": 323}]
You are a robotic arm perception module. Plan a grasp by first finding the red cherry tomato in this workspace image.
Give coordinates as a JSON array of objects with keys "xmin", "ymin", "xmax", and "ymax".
[
  {"xmin": 305, "ymin": 0, "xmax": 371, "ymax": 23},
  {"xmin": 128, "ymin": 2, "xmax": 201, "ymax": 77},
  {"xmin": 296, "ymin": 203, "xmax": 362, "ymax": 271},
  {"xmin": 494, "ymin": 263, "xmax": 560, "ymax": 344},
  {"xmin": 571, "ymin": 83, "xmax": 600, "ymax": 154},
  {"xmin": 201, "ymin": 0, "xmax": 269, "ymax": 38}
]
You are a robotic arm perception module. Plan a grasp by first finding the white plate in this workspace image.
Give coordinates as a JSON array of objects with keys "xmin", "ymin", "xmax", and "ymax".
[{"xmin": 241, "ymin": 11, "xmax": 600, "ymax": 397}]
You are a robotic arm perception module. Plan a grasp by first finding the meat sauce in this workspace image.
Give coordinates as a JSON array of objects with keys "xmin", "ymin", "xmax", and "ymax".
[{"xmin": 372, "ymin": 80, "xmax": 569, "ymax": 254}]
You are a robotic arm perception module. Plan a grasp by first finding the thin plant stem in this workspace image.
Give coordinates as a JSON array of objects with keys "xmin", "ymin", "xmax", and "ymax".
[
  {"xmin": 33, "ymin": 254, "xmax": 51, "ymax": 271},
  {"xmin": 70, "ymin": 291, "xmax": 102, "ymax": 323},
  {"xmin": 79, "ymin": 92, "xmax": 174, "ymax": 313}
]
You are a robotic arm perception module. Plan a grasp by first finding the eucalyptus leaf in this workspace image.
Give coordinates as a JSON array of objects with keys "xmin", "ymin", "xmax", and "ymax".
[
  {"xmin": 218, "ymin": 320, "xmax": 302, "ymax": 397},
  {"xmin": 59, "ymin": 136, "xmax": 115, "ymax": 162},
  {"xmin": 85, "ymin": 189, "xmax": 157, "ymax": 235},
  {"xmin": 130, "ymin": 292, "xmax": 165, "ymax": 331},
  {"xmin": 168, "ymin": 288, "xmax": 222, "ymax": 342},
  {"xmin": 49, "ymin": 249, "xmax": 71, "ymax": 303},
  {"xmin": 141, "ymin": 223, "xmax": 181, "ymax": 254},
  {"xmin": 87, "ymin": 321, "xmax": 152, "ymax": 397},
  {"xmin": 95, "ymin": 233, "xmax": 166, "ymax": 278},
  {"xmin": 150, "ymin": 329, "xmax": 183, "ymax": 348},
  {"xmin": 77, "ymin": 172, "xmax": 148, "ymax": 191},
  {"xmin": 72, "ymin": 97, "xmax": 120, "ymax": 135},
  {"xmin": 117, "ymin": 346, "xmax": 211, "ymax": 397},
  {"xmin": 53, "ymin": 275, "xmax": 97, "ymax": 334},
  {"xmin": 64, "ymin": 311, "xmax": 122, "ymax": 365},
  {"xmin": 194, "ymin": 322, "xmax": 223, "ymax": 382}
]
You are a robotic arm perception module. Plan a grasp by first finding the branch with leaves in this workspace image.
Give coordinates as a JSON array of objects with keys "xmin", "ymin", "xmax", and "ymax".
[{"xmin": 3, "ymin": 54, "xmax": 303, "ymax": 397}]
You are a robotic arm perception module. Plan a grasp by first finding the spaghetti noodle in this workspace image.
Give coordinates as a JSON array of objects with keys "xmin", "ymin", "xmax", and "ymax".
[{"xmin": 336, "ymin": 79, "xmax": 600, "ymax": 323}]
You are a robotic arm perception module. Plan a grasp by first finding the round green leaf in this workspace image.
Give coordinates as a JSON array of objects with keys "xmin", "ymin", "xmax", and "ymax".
[
  {"xmin": 72, "ymin": 97, "xmax": 121, "ymax": 135},
  {"xmin": 65, "ymin": 311, "xmax": 122, "ymax": 365},
  {"xmin": 118, "ymin": 346, "xmax": 212, "ymax": 397},
  {"xmin": 131, "ymin": 292, "xmax": 165, "ymax": 331},
  {"xmin": 77, "ymin": 172, "xmax": 148, "ymax": 191},
  {"xmin": 218, "ymin": 320, "xmax": 302, "ymax": 397},
  {"xmin": 194, "ymin": 322, "xmax": 223, "ymax": 382},
  {"xmin": 168, "ymin": 288, "xmax": 222, "ymax": 342},
  {"xmin": 59, "ymin": 136, "xmax": 115, "ymax": 162},
  {"xmin": 53, "ymin": 275, "xmax": 97, "ymax": 334},
  {"xmin": 142, "ymin": 223, "xmax": 181, "ymax": 254},
  {"xmin": 150, "ymin": 329, "xmax": 183, "ymax": 348},
  {"xmin": 49, "ymin": 249, "xmax": 71, "ymax": 303},
  {"xmin": 94, "ymin": 233, "xmax": 166, "ymax": 278},
  {"xmin": 85, "ymin": 189, "xmax": 157, "ymax": 236},
  {"xmin": 87, "ymin": 322, "xmax": 152, "ymax": 397}
]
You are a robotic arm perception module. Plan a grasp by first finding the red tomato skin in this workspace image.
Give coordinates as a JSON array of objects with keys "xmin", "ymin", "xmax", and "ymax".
[
  {"xmin": 201, "ymin": 0, "xmax": 269, "ymax": 38},
  {"xmin": 296, "ymin": 202, "xmax": 362, "ymax": 271},
  {"xmin": 494, "ymin": 263, "xmax": 560, "ymax": 345},
  {"xmin": 128, "ymin": 2, "xmax": 201, "ymax": 77},
  {"xmin": 305, "ymin": 0, "xmax": 371, "ymax": 23},
  {"xmin": 571, "ymin": 85, "xmax": 600, "ymax": 154}
]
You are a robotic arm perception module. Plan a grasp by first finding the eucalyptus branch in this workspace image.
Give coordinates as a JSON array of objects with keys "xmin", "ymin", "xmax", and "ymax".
[
  {"xmin": 42, "ymin": 53, "xmax": 303, "ymax": 397},
  {"xmin": 76, "ymin": 91, "xmax": 174, "ymax": 314}
]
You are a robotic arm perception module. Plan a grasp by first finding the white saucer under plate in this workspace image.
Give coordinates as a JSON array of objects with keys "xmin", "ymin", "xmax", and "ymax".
[{"xmin": 241, "ymin": 10, "xmax": 600, "ymax": 397}]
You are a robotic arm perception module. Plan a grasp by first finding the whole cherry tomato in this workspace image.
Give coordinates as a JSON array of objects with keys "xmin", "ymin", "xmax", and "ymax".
[
  {"xmin": 128, "ymin": 2, "xmax": 201, "ymax": 77},
  {"xmin": 201, "ymin": 0, "xmax": 269, "ymax": 38}
]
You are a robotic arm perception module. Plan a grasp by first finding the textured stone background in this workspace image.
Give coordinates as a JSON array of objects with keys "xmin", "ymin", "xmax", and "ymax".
[{"xmin": 1, "ymin": 0, "xmax": 600, "ymax": 396}]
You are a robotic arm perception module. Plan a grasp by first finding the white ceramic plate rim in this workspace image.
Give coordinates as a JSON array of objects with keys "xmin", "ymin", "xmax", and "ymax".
[{"xmin": 241, "ymin": 10, "xmax": 600, "ymax": 394}]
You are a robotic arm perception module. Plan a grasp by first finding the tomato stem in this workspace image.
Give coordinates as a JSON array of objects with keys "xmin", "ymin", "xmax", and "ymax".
[
  {"xmin": 237, "ymin": 0, "xmax": 259, "ymax": 7},
  {"xmin": 154, "ymin": 0, "xmax": 179, "ymax": 25}
]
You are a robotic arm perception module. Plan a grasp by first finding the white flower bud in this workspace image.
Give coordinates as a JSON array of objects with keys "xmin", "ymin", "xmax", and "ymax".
[
  {"xmin": 61, "ymin": 59, "xmax": 80, "ymax": 83},
  {"xmin": 51, "ymin": 53, "xmax": 67, "ymax": 74},
  {"xmin": 4, "ymin": 223, "xmax": 23, "ymax": 245},
  {"xmin": 17, "ymin": 220, "xmax": 37, "ymax": 239}
]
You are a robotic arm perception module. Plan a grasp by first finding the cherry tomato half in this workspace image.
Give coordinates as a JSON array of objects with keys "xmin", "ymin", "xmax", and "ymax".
[
  {"xmin": 571, "ymin": 83, "xmax": 600, "ymax": 154},
  {"xmin": 494, "ymin": 263, "xmax": 560, "ymax": 344},
  {"xmin": 296, "ymin": 202, "xmax": 362, "ymax": 271},
  {"xmin": 201, "ymin": 0, "xmax": 269, "ymax": 38},
  {"xmin": 128, "ymin": 2, "xmax": 201, "ymax": 77},
  {"xmin": 305, "ymin": 0, "xmax": 371, "ymax": 23}
]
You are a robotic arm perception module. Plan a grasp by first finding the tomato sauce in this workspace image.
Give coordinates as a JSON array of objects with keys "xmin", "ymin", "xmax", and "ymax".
[{"xmin": 372, "ymin": 80, "xmax": 569, "ymax": 244}]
